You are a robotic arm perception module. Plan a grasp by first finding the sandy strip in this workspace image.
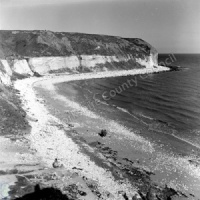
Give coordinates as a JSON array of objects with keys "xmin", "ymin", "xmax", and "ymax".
[
  {"xmin": 36, "ymin": 65, "xmax": 170, "ymax": 86},
  {"xmin": 14, "ymin": 66, "xmax": 170, "ymax": 199}
]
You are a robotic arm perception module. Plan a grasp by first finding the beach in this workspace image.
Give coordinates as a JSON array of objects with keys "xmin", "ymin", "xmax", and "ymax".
[
  {"xmin": 1, "ymin": 1, "xmax": 200, "ymax": 199},
  {"xmin": 4, "ymin": 65, "xmax": 188, "ymax": 199},
  {"xmin": 0, "ymin": 63, "xmax": 197, "ymax": 199},
  {"xmin": 0, "ymin": 63, "xmax": 198, "ymax": 199}
]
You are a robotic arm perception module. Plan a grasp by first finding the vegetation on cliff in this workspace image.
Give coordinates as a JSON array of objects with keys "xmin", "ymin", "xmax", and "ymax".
[{"xmin": 0, "ymin": 30, "xmax": 157, "ymax": 60}]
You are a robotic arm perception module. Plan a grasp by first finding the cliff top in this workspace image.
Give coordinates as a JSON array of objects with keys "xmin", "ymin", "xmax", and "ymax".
[{"xmin": 0, "ymin": 30, "xmax": 157, "ymax": 59}]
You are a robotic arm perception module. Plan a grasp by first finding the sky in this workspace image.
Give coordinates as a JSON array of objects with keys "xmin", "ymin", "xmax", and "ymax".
[{"xmin": 0, "ymin": 0, "xmax": 200, "ymax": 53}]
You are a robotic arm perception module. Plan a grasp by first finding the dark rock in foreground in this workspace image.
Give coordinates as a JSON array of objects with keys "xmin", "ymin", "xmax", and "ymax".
[
  {"xmin": 98, "ymin": 129, "xmax": 108, "ymax": 137},
  {"xmin": 15, "ymin": 184, "xmax": 70, "ymax": 200}
]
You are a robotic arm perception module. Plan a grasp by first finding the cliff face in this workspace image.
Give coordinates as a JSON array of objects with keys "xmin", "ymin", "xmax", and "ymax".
[{"xmin": 0, "ymin": 30, "xmax": 158, "ymax": 84}]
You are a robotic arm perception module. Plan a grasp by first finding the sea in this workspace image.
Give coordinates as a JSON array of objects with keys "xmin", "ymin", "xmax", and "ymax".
[
  {"xmin": 54, "ymin": 54, "xmax": 200, "ymax": 197},
  {"xmin": 63, "ymin": 54, "xmax": 200, "ymax": 152}
]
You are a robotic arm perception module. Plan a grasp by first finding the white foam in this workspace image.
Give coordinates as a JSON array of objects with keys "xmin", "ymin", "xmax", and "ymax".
[{"xmin": 42, "ymin": 85, "xmax": 154, "ymax": 153}]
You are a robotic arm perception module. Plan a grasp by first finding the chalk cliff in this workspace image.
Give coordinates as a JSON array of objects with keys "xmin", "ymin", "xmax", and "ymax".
[{"xmin": 0, "ymin": 30, "xmax": 158, "ymax": 84}]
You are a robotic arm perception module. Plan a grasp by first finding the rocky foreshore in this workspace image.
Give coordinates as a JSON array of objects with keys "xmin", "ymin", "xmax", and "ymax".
[{"xmin": 3, "ymin": 67, "xmax": 192, "ymax": 200}]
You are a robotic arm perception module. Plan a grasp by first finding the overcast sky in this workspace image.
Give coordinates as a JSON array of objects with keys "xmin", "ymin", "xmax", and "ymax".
[{"xmin": 0, "ymin": 0, "xmax": 200, "ymax": 53}]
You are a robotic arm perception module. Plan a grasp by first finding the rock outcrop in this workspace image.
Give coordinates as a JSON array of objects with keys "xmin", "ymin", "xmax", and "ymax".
[
  {"xmin": 0, "ymin": 60, "xmax": 12, "ymax": 86},
  {"xmin": 0, "ymin": 30, "xmax": 158, "ymax": 84}
]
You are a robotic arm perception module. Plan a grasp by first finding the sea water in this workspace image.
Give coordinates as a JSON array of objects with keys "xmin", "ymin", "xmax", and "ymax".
[{"xmin": 54, "ymin": 54, "xmax": 200, "ymax": 197}]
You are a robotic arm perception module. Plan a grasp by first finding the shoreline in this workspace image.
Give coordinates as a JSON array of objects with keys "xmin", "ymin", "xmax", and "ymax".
[
  {"xmin": 34, "ymin": 69, "xmax": 200, "ymax": 197},
  {"xmin": 7, "ymin": 65, "xmax": 192, "ymax": 199}
]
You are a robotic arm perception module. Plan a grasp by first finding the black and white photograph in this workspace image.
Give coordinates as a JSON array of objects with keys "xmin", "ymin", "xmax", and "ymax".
[{"xmin": 0, "ymin": 0, "xmax": 200, "ymax": 199}]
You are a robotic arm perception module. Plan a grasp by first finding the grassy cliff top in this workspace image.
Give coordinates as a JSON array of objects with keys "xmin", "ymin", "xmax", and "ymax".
[{"xmin": 0, "ymin": 30, "xmax": 157, "ymax": 59}]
